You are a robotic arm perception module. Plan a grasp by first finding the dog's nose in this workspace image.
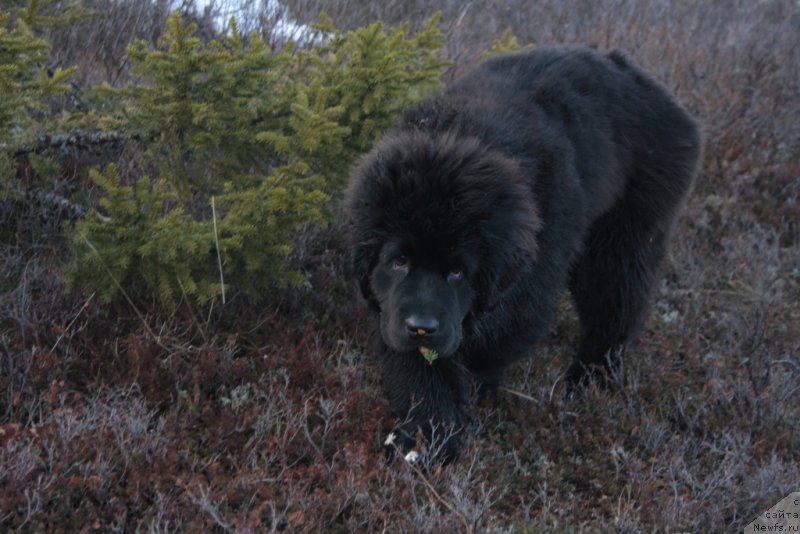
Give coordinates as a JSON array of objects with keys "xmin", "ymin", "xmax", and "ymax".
[{"xmin": 405, "ymin": 314, "xmax": 439, "ymax": 337}]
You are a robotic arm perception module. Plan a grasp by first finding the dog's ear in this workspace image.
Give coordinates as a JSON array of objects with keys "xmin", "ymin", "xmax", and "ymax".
[
  {"xmin": 491, "ymin": 238, "xmax": 538, "ymax": 308},
  {"xmin": 352, "ymin": 239, "xmax": 381, "ymax": 310},
  {"xmin": 476, "ymin": 232, "xmax": 538, "ymax": 312},
  {"xmin": 464, "ymin": 153, "xmax": 541, "ymax": 313}
]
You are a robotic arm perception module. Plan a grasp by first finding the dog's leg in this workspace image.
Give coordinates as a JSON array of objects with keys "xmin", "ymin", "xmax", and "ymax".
[
  {"xmin": 378, "ymin": 342, "xmax": 470, "ymax": 462},
  {"xmin": 567, "ymin": 203, "xmax": 670, "ymax": 388}
]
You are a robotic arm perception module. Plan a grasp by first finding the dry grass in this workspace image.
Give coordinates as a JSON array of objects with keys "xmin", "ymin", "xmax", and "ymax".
[{"xmin": 2, "ymin": 0, "xmax": 799, "ymax": 531}]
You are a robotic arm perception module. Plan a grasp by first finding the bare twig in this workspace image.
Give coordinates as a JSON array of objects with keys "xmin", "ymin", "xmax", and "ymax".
[
  {"xmin": 80, "ymin": 235, "xmax": 168, "ymax": 351},
  {"xmin": 499, "ymin": 385, "xmax": 537, "ymax": 403},
  {"xmin": 385, "ymin": 434, "xmax": 473, "ymax": 533},
  {"xmin": 50, "ymin": 291, "xmax": 95, "ymax": 354},
  {"xmin": 211, "ymin": 195, "xmax": 225, "ymax": 305},
  {"xmin": 5, "ymin": 129, "xmax": 127, "ymax": 158},
  {"xmin": 404, "ymin": 451, "xmax": 473, "ymax": 534}
]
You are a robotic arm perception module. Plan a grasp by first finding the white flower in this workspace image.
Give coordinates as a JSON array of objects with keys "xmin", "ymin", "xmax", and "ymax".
[{"xmin": 404, "ymin": 450, "xmax": 419, "ymax": 463}]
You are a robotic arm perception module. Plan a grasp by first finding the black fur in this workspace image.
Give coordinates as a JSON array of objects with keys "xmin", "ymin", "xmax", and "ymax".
[{"xmin": 345, "ymin": 46, "xmax": 701, "ymax": 459}]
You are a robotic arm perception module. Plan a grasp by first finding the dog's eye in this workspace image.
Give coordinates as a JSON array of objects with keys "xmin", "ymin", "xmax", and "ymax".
[
  {"xmin": 447, "ymin": 269, "xmax": 464, "ymax": 282},
  {"xmin": 392, "ymin": 256, "xmax": 408, "ymax": 270}
]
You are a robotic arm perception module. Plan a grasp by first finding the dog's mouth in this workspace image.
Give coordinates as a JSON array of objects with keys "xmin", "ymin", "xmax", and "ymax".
[
  {"xmin": 410, "ymin": 337, "xmax": 459, "ymax": 359},
  {"xmin": 387, "ymin": 334, "xmax": 456, "ymax": 359},
  {"xmin": 379, "ymin": 312, "xmax": 462, "ymax": 357}
]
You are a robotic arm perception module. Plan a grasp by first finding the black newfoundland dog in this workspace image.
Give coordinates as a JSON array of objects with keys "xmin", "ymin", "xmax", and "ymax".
[{"xmin": 345, "ymin": 46, "xmax": 700, "ymax": 459}]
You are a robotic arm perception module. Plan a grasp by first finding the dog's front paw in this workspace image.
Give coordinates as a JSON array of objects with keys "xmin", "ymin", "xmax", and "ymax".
[
  {"xmin": 383, "ymin": 430, "xmax": 419, "ymax": 463},
  {"xmin": 384, "ymin": 418, "xmax": 463, "ymax": 465}
]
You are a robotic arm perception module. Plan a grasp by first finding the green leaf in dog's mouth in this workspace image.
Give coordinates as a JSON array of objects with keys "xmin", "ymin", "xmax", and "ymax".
[{"xmin": 419, "ymin": 346, "xmax": 439, "ymax": 364}]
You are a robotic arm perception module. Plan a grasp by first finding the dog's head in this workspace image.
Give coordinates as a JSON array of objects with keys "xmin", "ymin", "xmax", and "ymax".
[{"xmin": 345, "ymin": 131, "xmax": 540, "ymax": 357}]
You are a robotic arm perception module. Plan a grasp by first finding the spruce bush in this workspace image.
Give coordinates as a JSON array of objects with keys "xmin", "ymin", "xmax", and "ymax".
[
  {"xmin": 0, "ymin": 3, "xmax": 75, "ymax": 185},
  {"xmin": 70, "ymin": 12, "xmax": 448, "ymax": 304}
]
